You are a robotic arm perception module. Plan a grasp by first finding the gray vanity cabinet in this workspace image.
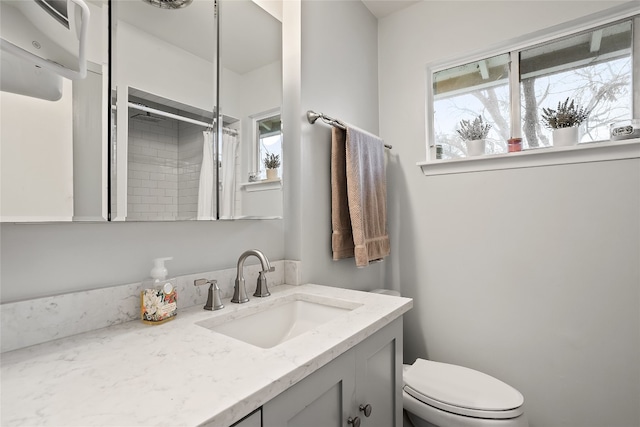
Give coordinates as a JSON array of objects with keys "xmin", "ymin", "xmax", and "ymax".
[
  {"xmin": 263, "ymin": 342, "xmax": 356, "ymax": 426},
  {"xmin": 262, "ymin": 318, "xmax": 403, "ymax": 427},
  {"xmin": 354, "ymin": 318, "xmax": 403, "ymax": 427}
]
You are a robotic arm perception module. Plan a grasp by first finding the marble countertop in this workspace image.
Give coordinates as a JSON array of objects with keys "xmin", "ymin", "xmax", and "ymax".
[{"xmin": 1, "ymin": 284, "xmax": 412, "ymax": 427}]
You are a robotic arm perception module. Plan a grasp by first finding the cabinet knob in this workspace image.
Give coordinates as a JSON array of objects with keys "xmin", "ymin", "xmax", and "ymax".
[
  {"xmin": 359, "ymin": 403, "xmax": 372, "ymax": 417},
  {"xmin": 347, "ymin": 416, "xmax": 361, "ymax": 427}
]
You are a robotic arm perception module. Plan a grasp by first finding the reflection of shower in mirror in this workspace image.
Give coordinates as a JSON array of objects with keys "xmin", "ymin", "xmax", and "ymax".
[
  {"xmin": 130, "ymin": 111, "xmax": 165, "ymax": 123},
  {"xmin": 110, "ymin": 0, "xmax": 283, "ymax": 221},
  {"xmin": 120, "ymin": 91, "xmax": 218, "ymax": 221}
]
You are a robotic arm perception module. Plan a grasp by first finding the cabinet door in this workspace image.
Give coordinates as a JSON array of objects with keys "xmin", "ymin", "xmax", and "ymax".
[
  {"xmin": 355, "ymin": 318, "xmax": 403, "ymax": 427},
  {"xmin": 263, "ymin": 350, "xmax": 356, "ymax": 427}
]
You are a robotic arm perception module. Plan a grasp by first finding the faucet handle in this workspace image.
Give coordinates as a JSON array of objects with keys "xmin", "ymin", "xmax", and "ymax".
[
  {"xmin": 194, "ymin": 278, "xmax": 211, "ymax": 287},
  {"xmin": 253, "ymin": 271, "xmax": 271, "ymax": 298},
  {"xmin": 194, "ymin": 279, "xmax": 224, "ymax": 311},
  {"xmin": 266, "ymin": 266, "xmax": 276, "ymax": 273}
]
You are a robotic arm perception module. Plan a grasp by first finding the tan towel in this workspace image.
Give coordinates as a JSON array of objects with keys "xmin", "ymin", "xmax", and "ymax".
[{"xmin": 331, "ymin": 124, "xmax": 390, "ymax": 267}]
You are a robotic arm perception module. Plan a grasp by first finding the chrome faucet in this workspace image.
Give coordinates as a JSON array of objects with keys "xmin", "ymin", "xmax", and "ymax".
[{"xmin": 231, "ymin": 249, "xmax": 275, "ymax": 303}]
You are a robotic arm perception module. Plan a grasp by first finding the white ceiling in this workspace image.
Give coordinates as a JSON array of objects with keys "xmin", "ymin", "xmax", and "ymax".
[{"xmin": 362, "ymin": 0, "xmax": 420, "ymax": 19}]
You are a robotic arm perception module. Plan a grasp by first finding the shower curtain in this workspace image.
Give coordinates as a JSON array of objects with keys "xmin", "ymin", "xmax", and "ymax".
[
  {"xmin": 220, "ymin": 130, "xmax": 239, "ymax": 219},
  {"xmin": 197, "ymin": 130, "xmax": 215, "ymax": 220}
]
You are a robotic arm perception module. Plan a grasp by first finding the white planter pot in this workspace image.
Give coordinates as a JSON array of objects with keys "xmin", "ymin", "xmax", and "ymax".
[
  {"xmin": 266, "ymin": 168, "xmax": 278, "ymax": 181},
  {"xmin": 466, "ymin": 139, "xmax": 486, "ymax": 157},
  {"xmin": 552, "ymin": 126, "xmax": 579, "ymax": 147}
]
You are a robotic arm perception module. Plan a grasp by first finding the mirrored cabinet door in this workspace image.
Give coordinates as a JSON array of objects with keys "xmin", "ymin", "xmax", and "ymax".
[
  {"xmin": 0, "ymin": 0, "xmax": 109, "ymax": 222},
  {"xmin": 218, "ymin": 0, "xmax": 283, "ymax": 220},
  {"xmin": 110, "ymin": 0, "xmax": 218, "ymax": 221}
]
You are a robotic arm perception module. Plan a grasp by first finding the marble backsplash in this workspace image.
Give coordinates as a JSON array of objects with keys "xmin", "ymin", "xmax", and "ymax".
[{"xmin": 0, "ymin": 260, "xmax": 302, "ymax": 353}]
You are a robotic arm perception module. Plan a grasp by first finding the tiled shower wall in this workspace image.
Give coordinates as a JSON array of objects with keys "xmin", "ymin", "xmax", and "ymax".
[
  {"xmin": 127, "ymin": 113, "xmax": 179, "ymax": 221},
  {"xmin": 127, "ymin": 106, "xmax": 207, "ymax": 221},
  {"xmin": 178, "ymin": 122, "xmax": 204, "ymax": 220}
]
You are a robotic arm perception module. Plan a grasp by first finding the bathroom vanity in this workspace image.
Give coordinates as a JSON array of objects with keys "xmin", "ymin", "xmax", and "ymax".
[
  {"xmin": 261, "ymin": 316, "xmax": 402, "ymax": 427},
  {"xmin": 0, "ymin": 284, "xmax": 412, "ymax": 426}
]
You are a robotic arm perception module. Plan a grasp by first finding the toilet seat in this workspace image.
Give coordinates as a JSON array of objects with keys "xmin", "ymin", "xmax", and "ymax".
[{"xmin": 404, "ymin": 359, "xmax": 524, "ymax": 420}]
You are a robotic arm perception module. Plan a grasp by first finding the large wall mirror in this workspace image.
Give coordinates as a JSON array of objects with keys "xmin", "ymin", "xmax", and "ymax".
[{"xmin": 0, "ymin": 0, "xmax": 282, "ymax": 223}]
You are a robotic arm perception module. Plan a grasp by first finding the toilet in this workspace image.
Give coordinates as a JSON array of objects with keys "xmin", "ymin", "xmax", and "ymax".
[
  {"xmin": 370, "ymin": 290, "xmax": 528, "ymax": 427},
  {"xmin": 403, "ymin": 360, "xmax": 528, "ymax": 427}
]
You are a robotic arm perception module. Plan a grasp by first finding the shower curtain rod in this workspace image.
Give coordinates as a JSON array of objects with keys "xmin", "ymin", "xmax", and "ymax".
[
  {"xmin": 128, "ymin": 102, "xmax": 214, "ymax": 128},
  {"xmin": 306, "ymin": 110, "xmax": 392, "ymax": 149}
]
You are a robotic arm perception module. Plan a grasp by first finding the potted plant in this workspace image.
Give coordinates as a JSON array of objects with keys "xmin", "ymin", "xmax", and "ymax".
[
  {"xmin": 457, "ymin": 116, "xmax": 492, "ymax": 156},
  {"xmin": 264, "ymin": 153, "xmax": 281, "ymax": 181},
  {"xmin": 541, "ymin": 97, "xmax": 590, "ymax": 147}
]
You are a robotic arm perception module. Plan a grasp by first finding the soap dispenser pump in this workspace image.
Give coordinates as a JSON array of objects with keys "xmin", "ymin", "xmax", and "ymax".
[
  {"xmin": 150, "ymin": 257, "xmax": 173, "ymax": 292},
  {"xmin": 141, "ymin": 257, "xmax": 178, "ymax": 325}
]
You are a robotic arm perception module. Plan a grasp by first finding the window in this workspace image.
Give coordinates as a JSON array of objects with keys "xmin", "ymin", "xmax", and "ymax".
[
  {"xmin": 520, "ymin": 20, "xmax": 632, "ymax": 148},
  {"xmin": 428, "ymin": 13, "xmax": 637, "ymax": 161},
  {"xmin": 255, "ymin": 114, "xmax": 282, "ymax": 180},
  {"xmin": 433, "ymin": 53, "xmax": 511, "ymax": 157}
]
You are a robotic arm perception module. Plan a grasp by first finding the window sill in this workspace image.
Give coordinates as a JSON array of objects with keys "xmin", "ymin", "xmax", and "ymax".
[
  {"xmin": 417, "ymin": 139, "xmax": 640, "ymax": 176},
  {"xmin": 240, "ymin": 178, "xmax": 282, "ymax": 192}
]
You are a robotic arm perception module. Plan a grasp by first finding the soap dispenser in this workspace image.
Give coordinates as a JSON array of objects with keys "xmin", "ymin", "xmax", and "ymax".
[{"xmin": 141, "ymin": 257, "xmax": 178, "ymax": 325}]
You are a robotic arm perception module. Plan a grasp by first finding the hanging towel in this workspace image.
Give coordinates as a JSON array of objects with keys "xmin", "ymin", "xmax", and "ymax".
[
  {"xmin": 331, "ymin": 124, "xmax": 390, "ymax": 267},
  {"xmin": 331, "ymin": 126, "xmax": 354, "ymax": 260}
]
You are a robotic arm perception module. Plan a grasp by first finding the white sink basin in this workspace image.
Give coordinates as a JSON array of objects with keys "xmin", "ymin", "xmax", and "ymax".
[{"xmin": 197, "ymin": 295, "xmax": 360, "ymax": 349}]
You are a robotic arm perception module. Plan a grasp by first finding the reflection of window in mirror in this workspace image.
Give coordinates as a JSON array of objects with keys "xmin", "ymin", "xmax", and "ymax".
[{"xmin": 255, "ymin": 113, "xmax": 282, "ymax": 180}]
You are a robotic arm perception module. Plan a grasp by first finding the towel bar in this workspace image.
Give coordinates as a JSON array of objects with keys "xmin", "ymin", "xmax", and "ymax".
[{"xmin": 307, "ymin": 110, "xmax": 392, "ymax": 149}]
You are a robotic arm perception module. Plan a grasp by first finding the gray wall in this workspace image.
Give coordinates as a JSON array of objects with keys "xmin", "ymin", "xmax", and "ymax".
[
  {"xmin": 283, "ymin": 0, "xmax": 387, "ymax": 290},
  {"xmin": 0, "ymin": 220, "xmax": 284, "ymax": 302},
  {"xmin": 378, "ymin": 2, "xmax": 639, "ymax": 426}
]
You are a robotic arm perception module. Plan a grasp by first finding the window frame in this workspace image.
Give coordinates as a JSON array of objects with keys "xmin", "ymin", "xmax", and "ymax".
[
  {"xmin": 421, "ymin": 3, "xmax": 640, "ymax": 175},
  {"xmin": 250, "ymin": 107, "xmax": 281, "ymax": 180}
]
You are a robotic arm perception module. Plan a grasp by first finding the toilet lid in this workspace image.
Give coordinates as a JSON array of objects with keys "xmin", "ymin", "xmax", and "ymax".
[{"xmin": 404, "ymin": 359, "xmax": 524, "ymax": 419}]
